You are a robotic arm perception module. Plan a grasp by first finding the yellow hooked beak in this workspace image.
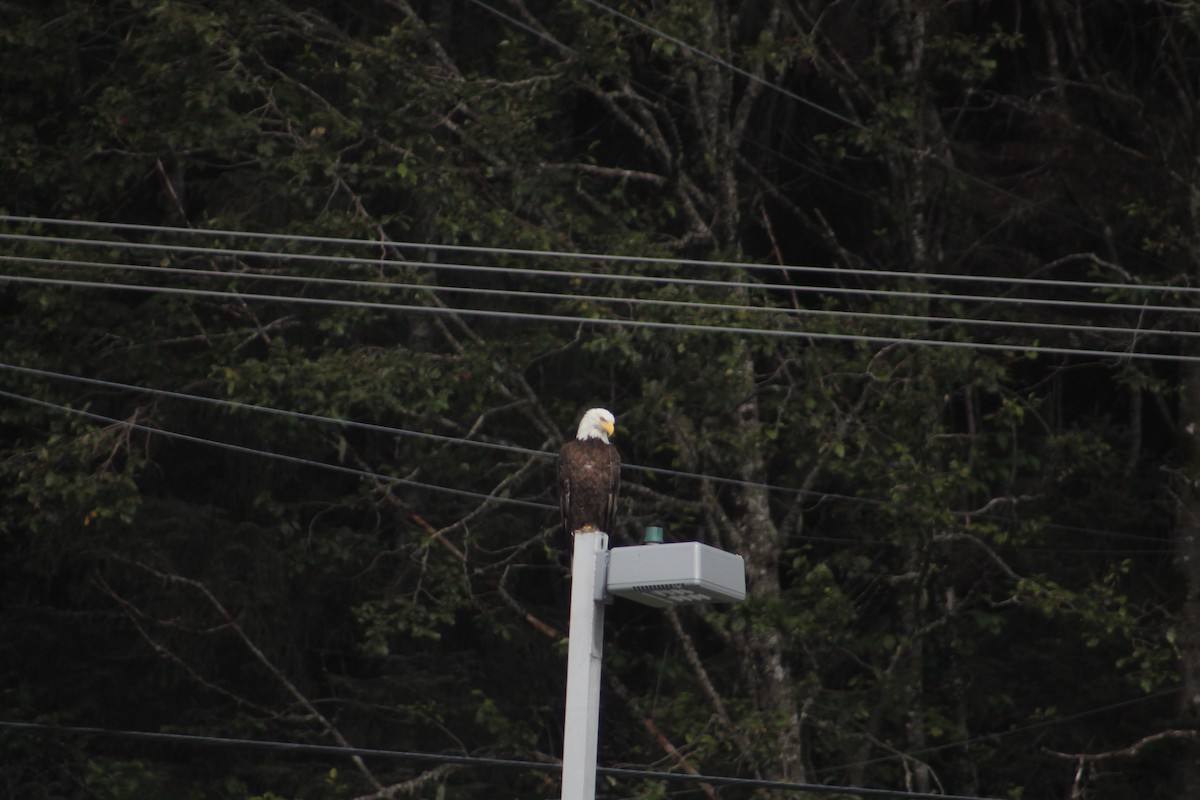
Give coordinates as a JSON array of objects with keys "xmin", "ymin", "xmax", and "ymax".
[{"xmin": 602, "ymin": 420, "xmax": 615, "ymax": 437}]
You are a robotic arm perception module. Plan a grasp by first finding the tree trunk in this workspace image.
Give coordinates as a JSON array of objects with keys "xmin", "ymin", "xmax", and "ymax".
[{"xmin": 732, "ymin": 345, "xmax": 808, "ymax": 782}]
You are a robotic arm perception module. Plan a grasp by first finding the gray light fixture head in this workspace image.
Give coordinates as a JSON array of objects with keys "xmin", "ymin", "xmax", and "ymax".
[{"xmin": 606, "ymin": 541, "xmax": 746, "ymax": 608}]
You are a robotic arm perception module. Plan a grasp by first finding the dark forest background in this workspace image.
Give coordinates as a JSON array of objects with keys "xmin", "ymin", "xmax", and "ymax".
[{"xmin": 2, "ymin": 1, "xmax": 1200, "ymax": 798}]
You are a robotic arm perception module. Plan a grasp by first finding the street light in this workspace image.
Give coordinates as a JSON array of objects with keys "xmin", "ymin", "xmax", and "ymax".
[
  {"xmin": 560, "ymin": 528, "xmax": 746, "ymax": 799},
  {"xmin": 607, "ymin": 539, "xmax": 747, "ymax": 608}
]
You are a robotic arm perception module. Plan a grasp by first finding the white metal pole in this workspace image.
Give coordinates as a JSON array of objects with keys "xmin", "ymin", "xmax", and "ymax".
[{"xmin": 561, "ymin": 530, "xmax": 608, "ymax": 800}]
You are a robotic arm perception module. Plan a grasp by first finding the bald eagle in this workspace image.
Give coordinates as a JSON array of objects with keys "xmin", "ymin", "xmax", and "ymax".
[{"xmin": 557, "ymin": 408, "xmax": 621, "ymax": 536}]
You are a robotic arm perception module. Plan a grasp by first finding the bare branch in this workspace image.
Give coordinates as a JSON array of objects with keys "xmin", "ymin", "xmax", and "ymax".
[
  {"xmin": 94, "ymin": 572, "xmax": 281, "ymax": 719},
  {"xmin": 605, "ymin": 672, "xmax": 720, "ymax": 800},
  {"xmin": 665, "ymin": 607, "xmax": 760, "ymax": 775},
  {"xmin": 350, "ymin": 764, "xmax": 461, "ymax": 800},
  {"xmin": 498, "ymin": 566, "xmax": 561, "ymax": 640},
  {"xmin": 1045, "ymin": 729, "xmax": 1200, "ymax": 762},
  {"xmin": 112, "ymin": 558, "xmax": 385, "ymax": 792},
  {"xmin": 539, "ymin": 161, "xmax": 668, "ymax": 187},
  {"xmin": 932, "ymin": 530, "xmax": 1021, "ymax": 582}
]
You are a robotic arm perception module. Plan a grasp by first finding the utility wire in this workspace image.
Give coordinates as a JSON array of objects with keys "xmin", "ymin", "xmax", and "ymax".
[
  {"xmin": 0, "ymin": 14, "xmax": 1180, "ymax": 793},
  {"xmin": 1, "ymin": 236, "xmax": 1182, "ymax": 537},
  {"xmin": 462, "ymin": 0, "xmax": 1190, "ymax": 289},
  {"xmin": 571, "ymin": 0, "xmax": 1167, "ymax": 266},
  {"xmin": 574, "ymin": 0, "xmax": 866, "ymax": 132},
  {"xmin": 3, "ymin": 272, "xmax": 1195, "ymax": 364},
  {"xmin": 4, "ymin": 215, "xmax": 1196, "ymax": 299},
  {"xmin": 0, "ymin": 361, "xmax": 551, "ymax": 455},
  {"xmin": 7, "ymin": 231, "xmax": 1193, "ymax": 319},
  {"xmin": 0, "ymin": 362, "xmax": 838, "ymax": 501},
  {"xmin": 461, "ymin": 0, "xmax": 926, "ymax": 225},
  {"xmin": 0, "ymin": 362, "xmax": 995, "ymax": 528},
  {"xmin": 489, "ymin": 0, "xmax": 1191, "ymax": 295},
  {"xmin": 0, "ymin": 389, "xmax": 555, "ymax": 512},
  {"xmin": 9, "ymin": 230, "xmax": 1200, "ymax": 331},
  {"xmin": 0, "ymin": 363, "xmax": 1176, "ymax": 550},
  {"xmin": 0, "ymin": 719, "xmax": 1012, "ymax": 800},
  {"xmin": 7, "ymin": 253, "xmax": 1198, "ymax": 344}
]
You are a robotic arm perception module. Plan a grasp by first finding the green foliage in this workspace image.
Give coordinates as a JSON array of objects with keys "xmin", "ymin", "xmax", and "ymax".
[{"xmin": 1, "ymin": 1, "xmax": 1197, "ymax": 798}]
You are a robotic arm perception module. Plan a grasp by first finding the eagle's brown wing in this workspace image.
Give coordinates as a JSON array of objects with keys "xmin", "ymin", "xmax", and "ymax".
[{"xmin": 557, "ymin": 438, "xmax": 620, "ymax": 535}]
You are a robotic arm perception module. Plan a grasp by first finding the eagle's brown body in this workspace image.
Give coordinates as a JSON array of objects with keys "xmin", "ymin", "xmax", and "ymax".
[{"xmin": 557, "ymin": 417, "xmax": 620, "ymax": 536}]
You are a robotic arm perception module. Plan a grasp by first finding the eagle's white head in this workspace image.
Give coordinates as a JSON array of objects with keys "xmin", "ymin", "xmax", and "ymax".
[{"xmin": 576, "ymin": 407, "xmax": 616, "ymax": 444}]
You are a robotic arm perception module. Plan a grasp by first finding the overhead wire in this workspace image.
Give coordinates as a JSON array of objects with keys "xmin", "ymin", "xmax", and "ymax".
[
  {"xmin": 569, "ymin": 0, "xmax": 1170, "ymax": 267},
  {"xmin": 14, "ymin": 230, "xmax": 1158, "ymax": 316},
  {"xmin": 470, "ymin": 0, "xmax": 1193, "ymax": 332},
  {"xmin": 0, "ymin": 230, "xmax": 1186, "ymax": 535},
  {"xmin": 6, "ymin": 252, "xmax": 1200, "ymax": 346},
  {"xmin": 457, "ymin": 0, "xmax": 1009, "ymax": 242},
  {"xmin": 0, "ymin": 11, "xmax": 1184, "ymax": 796},
  {"xmin": 0, "ymin": 719, "xmax": 1013, "ymax": 800},
  {"xmin": 0, "ymin": 362, "xmax": 549, "ymax": 459},
  {"xmin": 5, "ymin": 223, "xmax": 1197, "ymax": 371},
  {"xmin": 573, "ymin": 0, "xmax": 867, "ymax": 132},
  {"xmin": 4, "ymin": 230, "xmax": 1186, "ymax": 318},
  {"xmin": 6, "ymin": 270, "xmax": 1196, "ymax": 364},
  {"xmin": 0, "ymin": 237, "xmax": 1189, "ymax": 540},
  {"xmin": 0, "ymin": 362, "xmax": 860, "ymax": 507},
  {"xmin": 0, "ymin": 388, "xmax": 555, "ymax": 512},
  {"xmin": 0, "ymin": 363, "xmax": 1177, "ymax": 551},
  {"xmin": 1, "ymin": 383, "xmax": 1175, "ymax": 796},
  {"xmin": 4, "ymin": 215, "xmax": 1197, "ymax": 299},
  {"xmin": 461, "ymin": 0, "xmax": 1179, "ymax": 283},
  {"xmin": 0, "ymin": 362, "xmax": 1001, "ymax": 526},
  {"xmin": 1, "ymin": 222, "xmax": 1185, "ymax": 540}
]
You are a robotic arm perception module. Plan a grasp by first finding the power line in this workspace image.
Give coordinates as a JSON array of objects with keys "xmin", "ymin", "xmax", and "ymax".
[
  {"xmin": 0, "ymin": 720, "xmax": 558, "ymax": 773},
  {"xmin": 461, "ymin": 0, "xmax": 1186, "ymax": 289},
  {"xmin": 0, "ymin": 363, "xmax": 1177, "ymax": 550},
  {"xmin": 0, "ymin": 388, "xmax": 555, "ymax": 512},
  {"xmin": 3, "ymin": 215, "xmax": 1194, "ymax": 299},
  {"xmin": 0, "ymin": 362, "xmax": 990, "ymax": 526},
  {"xmin": 570, "ymin": 1, "xmax": 1167, "ymax": 266},
  {"xmin": 461, "ymin": 0, "xmax": 912, "ymax": 222},
  {"xmin": 8, "ymin": 252, "xmax": 1199, "ymax": 345},
  {"xmin": 2, "ymin": 362, "xmax": 854, "ymax": 507},
  {"xmin": 0, "ymin": 362, "xmax": 549, "ymax": 460},
  {"xmin": 8, "ymin": 231, "xmax": 1190, "ymax": 319},
  {"xmin": 3, "ymin": 272, "xmax": 1195, "ymax": 364},
  {"xmin": 0, "ymin": 13, "xmax": 1179, "ymax": 793},
  {"xmin": 574, "ymin": 0, "xmax": 867, "ymax": 133},
  {"xmin": 2, "ymin": 239, "xmax": 1185, "ymax": 542},
  {"xmin": 0, "ymin": 719, "xmax": 1013, "ymax": 800},
  {"xmin": 7, "ymin": 231, "xmax": 1035, "ymax": 311}
]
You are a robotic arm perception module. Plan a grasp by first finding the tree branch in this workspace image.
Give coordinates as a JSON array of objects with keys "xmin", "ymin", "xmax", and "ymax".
[
  {"xmin": 114, "ymin": 558, "xmax": 385, "ymax": 792},
  {"xmin": 1044, "ymin": 729, "xmax": 1200, "ymax": 762}
]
